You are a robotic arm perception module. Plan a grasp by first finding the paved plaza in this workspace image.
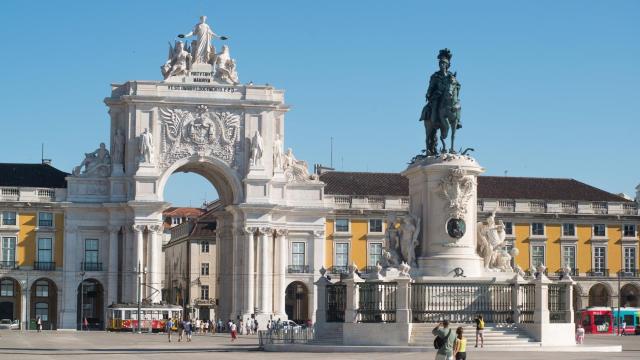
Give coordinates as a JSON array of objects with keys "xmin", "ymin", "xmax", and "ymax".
[{"xmin": 0, "ymin": 331, "xmax": 637, "ymax": 360}]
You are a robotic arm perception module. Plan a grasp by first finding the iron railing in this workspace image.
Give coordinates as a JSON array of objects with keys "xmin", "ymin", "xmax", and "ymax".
[
  {"xmin": 0, "ymin": 261, "xmax": 18, "ymax": 269},
  {"xmin": 326, "ymin": 283, "xmax": 346, "ymax": 322},
  {"xmin": 33, "ymin": 261, "xmax": 56, "ymax": 271},
  {"xmin": 553, "ymin": 268, "xmax": 579, "ymax": 278},
  {"xmin": 329, "ymin": 266, "xmax": 349, "ymax": 275},
  {"xmin": 361, "ymin": 266, "xmax": 380, "ymax": 274},
  {"xmin": 518, "ymin": 284, "xmax": 535, "ymax": 324},
  {"xmin": 548, "ymin": 284, "xmax": 568, "ymax": 323},
  {"xmin": 287, "ymin": 265, "xmax": 310, "ymax": 273},
  {"xmin": 258, "ymin": 328, "xmax": 315, "ymax": 347},
  {"xmin": 410, "ymin": 283, "xmax": 514, "ymax": 323},
  {"xmin": 81, "ymin": 262, "xmax": 103, "ymax": 271},
  {"xmin": 587, "ymin": 269, "xmax": 609, "ymax": 277},
  {"xmin": 357, "ymin": 282, "xmax": 397, "ymax": 323}
]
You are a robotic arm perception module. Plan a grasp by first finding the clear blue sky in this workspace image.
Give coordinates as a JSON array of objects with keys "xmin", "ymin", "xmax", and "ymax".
[{"xmin": 1, "ymin": 1, "xmax": 638, "ymax": 206}]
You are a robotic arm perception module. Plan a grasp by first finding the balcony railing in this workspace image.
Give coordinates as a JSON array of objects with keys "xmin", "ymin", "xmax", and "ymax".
[
  {"xmin": 287, "ymin": 265, "xmax": 310, "ymax": 273},
  {"xmin": 361, "ymin": 266, "xmax": 380, "ymax": 274},
  {"xmin": 329, "ymin": 266, "xmax": 349, "ymax": 275},
  {"xmin": 554, "ymin": 268, "xmax": 579, "ymax": 278},
  {"xmin": 34, "ymin": 262, "xmax": 56, "ymax": 271},
  {"xmin": 587, "ymin": 269, "xmax": 609, "ymax": 277},
  {"xmin": 81, "ymin": 262, "xmax": 103, "ymax": 271},
  {"xmin": 619, "ymin": 269, "xmax": 638, "ymax": 278},
  {"xmin": 0, "ymin": 261, "xmax": 18, "ymax": 270}
]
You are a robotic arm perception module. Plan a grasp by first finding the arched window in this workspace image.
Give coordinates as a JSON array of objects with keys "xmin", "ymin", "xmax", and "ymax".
[
  {"xmin": 35, "ymin": 280, "xmax": 49, "ymax": 297},
  {"xmin": 35, "ymin": 302, "xmax": 48, "ymax": 321},
  {"xmin": 0, "ymin": 279, "xmax": 14, "ymax": 297}
]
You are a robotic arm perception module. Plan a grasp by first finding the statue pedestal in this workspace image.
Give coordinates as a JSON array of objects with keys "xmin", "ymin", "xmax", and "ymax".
[{"xmin": 402, "ymin": 154, "xmax": 485, "ymax": 277}]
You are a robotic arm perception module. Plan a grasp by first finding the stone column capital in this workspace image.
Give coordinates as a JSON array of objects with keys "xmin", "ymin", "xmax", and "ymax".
[
  {"xmin": 312, "ymin": 230, "xmax": 325, "ymax": 238},
  {"xmin": 132, "ymin": 224, "xmax": 146, "ymax": 233},
  {"xmin": 257, "ymin": 226, "xmax": 273, "ymax": 236},
  {"xmin": 275, "ymin": 228, "xmax": 289, "ymax": 237},
  {"xmin": 148, "ymin": 224, "xmax": 163, "ymax": 234},
  {"xmin": 107, "ymin": 225, "xmax": 121, "ymax": 234}
]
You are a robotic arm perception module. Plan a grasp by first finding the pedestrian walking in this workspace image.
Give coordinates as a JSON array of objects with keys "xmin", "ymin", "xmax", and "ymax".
[
  {"xmin": 36, "ymin": 317, "xmax": 42, "ymax": 332},
  {"xmin": 185, "ymin": 319, "xmax": 193, "ymax": 342},
  {"xmin": 453, "ymin": 327, "xmax": 467, "ymax": 360},
  {"xmin": 474, "ymin": 314, "xmax": 484, "ymax": 348},
  {"xmin": 230, "ymin": 321, "xmax": 237, "ymax": 342},
  {"xmin": 620, "ymin": 319, "xmax": 627, "ymax": 336},
  {"xmin": 432, "ymin": 320, "xmax": 456, "ymax": 360},
  {"xmin": 575, "ymin": 324, "xmax": 585, "ymax": 344},
  {"xmin": 178, "ymin": 319, "xmax": 184, "ymax": 342},
  {"xmin": 254, "ymin": 319, "xmax": 259, "ymax": 334},
  {"xmin": 195, "ymin": 319, "xmax": 201, "ymax": 335},
  {"xmin": 266, "ymin": 320, "xmax": 271, "ymax": 332},
  {"xmin": 83, "ymin": 317, "xmax": 89, "ymax": 331},
  {"xmin": 245, "ymin": 320, "xmax": 251, "ymax": 335},
  {"xmin": 204, "ymin": 319, "xmax": 209, "ymax": 334},
  {"xmin": 166, "ymin": 319, "xmax": 174, "ymax": 342}
]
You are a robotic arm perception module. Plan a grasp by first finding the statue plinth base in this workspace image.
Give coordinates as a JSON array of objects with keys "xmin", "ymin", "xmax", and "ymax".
[{"xmin": 402, "ymin": 153, "xmax": 485, "ymax": 278}]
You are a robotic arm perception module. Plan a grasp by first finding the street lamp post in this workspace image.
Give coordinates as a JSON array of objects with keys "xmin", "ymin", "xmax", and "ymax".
[
  {"xmin": 80, "ymin": 271, "xmax": 85, "ymax": 331},
  {"xmin": 136, "ymin": 261, "xmax": 147, "ymax": 333}
]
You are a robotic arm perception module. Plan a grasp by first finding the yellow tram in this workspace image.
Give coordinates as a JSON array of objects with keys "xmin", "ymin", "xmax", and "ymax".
[{"xmin": 107, "ymin": 303, "xmax": 183, "ymax": 332}]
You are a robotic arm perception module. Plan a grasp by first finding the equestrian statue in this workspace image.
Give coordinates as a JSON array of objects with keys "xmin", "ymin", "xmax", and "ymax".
[{"xmin": 419, "ymin": 48, "xmax": 462, "ymax": 155}]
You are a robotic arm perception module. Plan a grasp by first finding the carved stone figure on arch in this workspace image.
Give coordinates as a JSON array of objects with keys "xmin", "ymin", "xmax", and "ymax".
[
  {"xmin": 138, "ymin": 128, "xmax": 154, "ymax": 164},
  {"xmin": 178, "ymin": 15, "xmax": 227, "ymax": 65},
  {"xmin": 214, "ymin": 45, "xmax": 239, "ymax": 85},
  {"xmin": 249, "ymin": 130, "xmax": 264, "ymax": 167},
  {"xmin": 73, "ymin": 142, "xmax": 111, "ymax": 177},
  {"xmin": 161, "ymin": 41, "xmax": 192, "ymax": 79}
]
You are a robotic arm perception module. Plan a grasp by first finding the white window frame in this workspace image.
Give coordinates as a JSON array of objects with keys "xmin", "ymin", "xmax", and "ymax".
[
  {"xmin": 623, "ymin": 246, "xmax": 637, "ymax": 272},
  {"xmin": 37, "ymin": 237, "xmax": 53, "ymax": 263},
  {"xmin": 334, "ymin": 242, "xmax": 350, "ymax": 268},
  {"xmin": 367, "ymin": 242, "xmax": 383, "ymax": 267},
  {"xmin": 592, "ymin": 246, "xmax": 607, "ymax": 272},
  {"xmin": 622, "ymin": 224, "xmax": 637, "ymax": 239},
  {"xmin": 200, "ymin": 285, "xmax": 209, "ymax": 299},
  {"xmin": 84, "ymin": 238, "xmax": 99, "ymax": 264},
  {"xmin": 38, "ymin": 212, "xmax": 54, "ymax": 228},
  {"xmin": 200, "ymin": 262, "xmax": 209, "ymax": 276},
  {"xmin": 1, "ymin": 236, "xmax": 17, "ymax": 263},
  {"xmin": 291, "ymin": 242, "xmax": 306, "ymax": 266},
  {"xmin": 592, "ymin": 224, "xmax": 607, "ymax": 238},
  {"xmin": 530, "ymin": 243, "xmax": 546, "ymax": 269},
  {"xmin": 35, "ymin": 280, "xmax": 49, "ymax": 297},
  {"xmin": 171, "ymin": 217, "xmax": 181, "ymax": 226},
  {"xmin": 503, "ymin": 221, "xmax": 514, "ymax": 237},
  {"xmin": 368, "ymin": 219, "xmax": 383, "ymax": 234},
  {"xmin": 561, "ymin": 245, "xmax": 577, "ymax": 272},
  {"xmin": 200, "ymin": 241, "xmax": 209, "ymax": 253},
  {"xmin": 334, "ymin": 219, "xmax": 350, "ymax": 234},
  {"xmin": 531, "ymin": 223, "xmax": 545, "ymax": 237},
  {"xmin": 1, "ymin": 211, "xmax": 18, "ymax": 227},
  {"xmin": 561, "ymin": 223, "xmax": 577, "ymax": 238}
]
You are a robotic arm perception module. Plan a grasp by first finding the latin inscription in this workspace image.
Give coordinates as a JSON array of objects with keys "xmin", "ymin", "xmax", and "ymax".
[{"xmin": 167, "ymin": 85, "xmax": 238, "ymax": 93}]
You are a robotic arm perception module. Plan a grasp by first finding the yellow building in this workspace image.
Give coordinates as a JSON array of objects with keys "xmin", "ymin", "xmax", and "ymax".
[
  {"xmin": 320, "ymin": 171, "xmax": 640, "ymax": 310},
  {"xmin": 0, "ymin": 163, "xmax": 67, "ymax": 329}
]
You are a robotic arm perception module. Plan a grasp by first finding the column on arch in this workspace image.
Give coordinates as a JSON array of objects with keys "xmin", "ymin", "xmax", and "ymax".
[
  {"xmin": 107, "ymin": 225, "xmax": 120, "ymax": 305},
  {"xmin": 147, "ymin": 224, "xmax": 163, "ymax": 303},
  {"xmin": 242, "ymin": 227, "xmax": 256, "ymax": 315},
  {"xmin": 274, "ymin": 228, "xmax": 288, "ymax": 316},
  {"xmin": 60, "ymin": 224, "xmax": 79, "ymax": 329},
  {"xmin": 131, "ymin": 224, "xmax": 145, "ymax": 301},
  {"xmin": 258, "ymin": 227, "xmax": 273, "ymax": 314}
]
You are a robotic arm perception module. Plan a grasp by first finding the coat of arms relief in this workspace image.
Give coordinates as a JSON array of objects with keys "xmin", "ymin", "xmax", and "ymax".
[{"xmin": 159, "ymin": 105, "xmax": 241, "ymax": 168}]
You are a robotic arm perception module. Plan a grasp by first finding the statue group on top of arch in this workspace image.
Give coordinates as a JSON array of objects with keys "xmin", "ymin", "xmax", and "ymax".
[
  {"xmin": 159, "ymin": 105, "xmax": 240, "ymax": 169},
  {"xmin": 73, "ymin": 142, "xmax": 111, "ymax": 177},
  {"xmin": 382, "ymin": 214, "xmax": 421, "ymax": 269},
  {"xmin": 161, "ymin": 16, "xmax": 239, "ymax": 84},
  {"xmin": 476, "ymin": 211, "xmax": 519, "ymax": 272}
]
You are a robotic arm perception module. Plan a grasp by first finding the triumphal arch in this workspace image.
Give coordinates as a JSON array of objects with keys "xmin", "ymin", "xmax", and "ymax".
[{"xmin": 61, "ymin": 16, "xmax": 327, "ymax": 329}]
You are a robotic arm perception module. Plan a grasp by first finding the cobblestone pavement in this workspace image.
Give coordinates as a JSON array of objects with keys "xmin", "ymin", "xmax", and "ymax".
[{"xmin": 0, "ymin": 331, "xmax": 638, "ymax": 360}]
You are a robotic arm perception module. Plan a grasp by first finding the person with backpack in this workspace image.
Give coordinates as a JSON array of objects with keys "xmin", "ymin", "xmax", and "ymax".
[
  {"xmin": 432, "ymin": 320, "xmax": 456, "ymax": 360},
  {"xmin": 474, "ymin": 314, "xmax": 484, "ymax": 348},
  {"xmin": 453, "ymin": 327, "xmax": 467, "ymax": 360},
  {"xmin": 166, "ymin": 319, "xmax": 174, "ymax": 342}
]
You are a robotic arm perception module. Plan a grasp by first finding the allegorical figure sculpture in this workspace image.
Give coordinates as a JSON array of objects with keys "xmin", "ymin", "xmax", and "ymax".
[
  {"xmin": 139, "ymin": 128, "xmax": 154, "ymax": 163},
  {"xmin": 161, "ymin": 41, "xmax": 192, "ymax": 79},
  {"xmin": 249, "ymin": 130, "xmax": 264, "ymax": 167},
  {"xmin": 112, "ymin": 128, "xmax": 125, "ymax": 164},
  {"xmin": 283, "ymin": 148, "xmax": 312, "ymax": 182},
  {"xmin": 73, "ymin": 143, "xmax": 111, "ymax": 177},
  {"xmin": 214, "ymin": 45, "xmax": 239, "ymax": 84},
  {"xmin": 400, "ymin": 214, "xmax": 421, "ymax": 267},
  {"xmin": 476, "ymin": 211, "xmax": 516, "ymax": 272},
  {"xmin": 179, "ymin": 15, "xmax": 227, "ymax": 64},
  {"xmin": 419, "ymin": 48, "xmax": 462, "ymax": 155},
  {"xmin": 273, "ymin": 133, "xmax": 284, "ymax": 170},
  {"xmin": 383, "ymin": 216, "xmax": 402, "ymax": 266}
]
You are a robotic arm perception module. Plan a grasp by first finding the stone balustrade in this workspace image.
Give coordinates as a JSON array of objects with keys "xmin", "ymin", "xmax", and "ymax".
[
  {"xmin": 478, "ymin": 198, "xmax": 637, "ymax": 215},
  {"xmin": 326, "ymin": 195, "xmax": 409, "ymax": 210},
  {"xmin": 0, "ymin": 186, "xmax": 64, "ymax": 202}
]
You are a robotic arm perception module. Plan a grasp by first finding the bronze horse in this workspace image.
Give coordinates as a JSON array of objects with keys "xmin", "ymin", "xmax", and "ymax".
[{"xmin": 420, "ymin": 78, "xmax": 461, "ymax": 155}]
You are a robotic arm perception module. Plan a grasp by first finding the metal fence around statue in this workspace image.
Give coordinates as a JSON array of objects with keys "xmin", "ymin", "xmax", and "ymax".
[
  {"xmin": 410, "ymin": 283, "xmax": 515, "ymax": 323},
  {"xmin": 548, "ymin": 284, "xmax": 569, "ymax": 323},
  {"xmin": 357, "ymin": 282, "xmax": 397, "ymax": 323},
  {"xmin": 326, "ymin": 283, "xmax": 346, "ymax": 322}
]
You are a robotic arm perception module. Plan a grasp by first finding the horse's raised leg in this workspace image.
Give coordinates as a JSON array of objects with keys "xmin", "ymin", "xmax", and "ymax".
[
  {"xmin": 440, "ymin": 121, "xmax": 450, "ymax": 154},
  {"xmin": 450, "ymin": 125, "xmax": 457, "ymax": 154}
]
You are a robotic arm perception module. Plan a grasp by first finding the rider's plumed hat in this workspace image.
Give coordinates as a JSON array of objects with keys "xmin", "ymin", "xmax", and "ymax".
[{"xmin": 437, "ymin": 48, "xmax": 452, "ymax": 63}]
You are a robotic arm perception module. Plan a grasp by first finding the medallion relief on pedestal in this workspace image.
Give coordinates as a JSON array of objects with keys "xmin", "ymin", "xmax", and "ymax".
[
  {"xmin": 439, "ymin": 167, "xmax": 476, "ymax": 245},
  {"xmin": 160, "ymin": 104, "xmax": 241, "ymax": 168}
]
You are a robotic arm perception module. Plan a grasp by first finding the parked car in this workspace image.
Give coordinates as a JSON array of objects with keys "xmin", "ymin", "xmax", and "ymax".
[
  {"xmin": 0, "ymin": 319, "xmax": 19, "ymax": 330},
  {"xmin": 280, "ymin": 320, "xmax": 302, "ymax": 332}
]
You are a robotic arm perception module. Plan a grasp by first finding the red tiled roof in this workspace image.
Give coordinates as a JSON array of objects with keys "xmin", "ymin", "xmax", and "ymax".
[
  {"xmin": 319, "ymin": 171, "xmax": 630, "ymax": 202},
  {"xmin": 163, "ymin": 207, "xmax": 206, "ymax": 217}
]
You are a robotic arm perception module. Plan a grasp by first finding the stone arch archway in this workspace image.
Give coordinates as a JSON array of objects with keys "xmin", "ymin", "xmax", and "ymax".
[
  {"xmin": 157, "ymin": 155, "xmax": 244, "ymax": 205},
  {"xmin": 285, "ymin": 281, "xmax": 309, "ymax": 324},
  {"xmin": 30, "ymin": 278, "xmax": 58, "ymax": 330},
  {"xmin": 620, "ymin": 283, "xmax": 640, "ymax": 307},
  {"xmin": 0, "ymin": 277, "xmax": 21, "ymax": 322},
  {"xmin": 588, "ymin": 283, "xmax": 611, "ymax": 307},
  {"xmin": 77, "ymin": 278, "xmax": 104, "ymax": 330}
]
